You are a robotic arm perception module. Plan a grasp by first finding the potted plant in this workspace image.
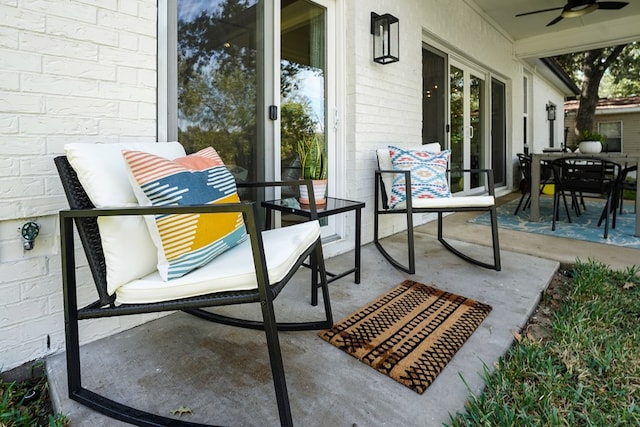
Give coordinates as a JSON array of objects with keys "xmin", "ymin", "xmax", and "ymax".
[
  {"xmin": 576, "ymin": 130, "xmax": 606, "ymax": 154},
  {"xmin": 297, "ymin": 134, "xmax": 328, "ymax": 205}
]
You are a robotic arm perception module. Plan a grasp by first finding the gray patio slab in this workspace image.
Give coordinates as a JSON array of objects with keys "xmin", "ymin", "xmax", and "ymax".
[{"xmin": 47, "ymin": 233, "xmax": 558, "ymax": 426}]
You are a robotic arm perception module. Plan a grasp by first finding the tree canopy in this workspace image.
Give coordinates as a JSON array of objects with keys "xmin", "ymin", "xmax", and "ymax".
[{"xmin": 553, "ymin": 42, "xmax": 639, "ymax": 137}]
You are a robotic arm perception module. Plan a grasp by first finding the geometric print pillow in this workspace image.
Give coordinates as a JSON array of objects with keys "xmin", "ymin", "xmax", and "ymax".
[
  {"xmin": 388, "ymin": 145, "xmax": 452, "ymax": 209},
  {"xmin": 122, "ymin": 147, "xmax": 247, "ymax": 281}
]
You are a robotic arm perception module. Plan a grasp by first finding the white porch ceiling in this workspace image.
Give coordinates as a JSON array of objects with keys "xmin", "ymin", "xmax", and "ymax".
[{"xmin": 469, "ymin": 0, "xmax": 640, "ymax": 58}]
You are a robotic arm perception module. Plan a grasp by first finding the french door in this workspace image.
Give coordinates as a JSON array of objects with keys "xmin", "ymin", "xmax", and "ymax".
[
  {"xmin": 449, "ymin": 60, "xmax": 486, "ymax": 193},
  {"xmin": 423, "ymin": 45, "xmax": 507, "ymax": 195}
]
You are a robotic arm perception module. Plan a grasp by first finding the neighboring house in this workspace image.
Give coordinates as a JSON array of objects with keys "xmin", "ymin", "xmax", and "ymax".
[
  {"xmin": 0, "ymin": 0, "xmax": 635, "ymax": 373},
  {"xmin": 565, "ymin": 96, "xmax": 640, "ymax": 155}
]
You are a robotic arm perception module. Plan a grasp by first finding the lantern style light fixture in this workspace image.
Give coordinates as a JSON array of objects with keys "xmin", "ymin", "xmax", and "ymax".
[
  {"xmin": 546, "ymin": 103, "xmax": 557, "ymax": 121},
  {"xmin": 371, "ymin": 12, "xmax": 399, "ymax": 64}
]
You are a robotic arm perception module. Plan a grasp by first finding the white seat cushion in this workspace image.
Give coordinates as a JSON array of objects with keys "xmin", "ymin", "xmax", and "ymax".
[
  {"xmin": 64, "ymin": 142, "xmax": 186, "ymax": 294},
  {"xmin": 115, "ymin": 220, "xmax": 320, "ymax": 304},
  {"xmin": 392, "ymin": 195, "xmax": 495, "ymax": 209}
]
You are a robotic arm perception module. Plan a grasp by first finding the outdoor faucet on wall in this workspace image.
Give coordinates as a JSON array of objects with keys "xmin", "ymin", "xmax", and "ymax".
[{"xmin": 20, "ymin": 221, "xmax": 40, "ymax": 250}]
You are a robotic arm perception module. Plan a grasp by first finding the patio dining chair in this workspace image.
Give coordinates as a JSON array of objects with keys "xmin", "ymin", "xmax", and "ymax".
[
  {"xmin": 550, "ymin": 157, "xmax": 620, "ymax": 238},
  {"xmin": 373, "ymin": 144, "xmax": 501, "ymax": 274},
  {"xmin": 54, "ymin": 142, "xmax": 333, "ymax": 427}
]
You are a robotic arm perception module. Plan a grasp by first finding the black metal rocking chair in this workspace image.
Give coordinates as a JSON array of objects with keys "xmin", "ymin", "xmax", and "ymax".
[
  {"xmin": 55, "ymin": 153, "xmax": 333, "ymax": 427},
  {"xmin": 373, "ymin": 148, "xmax": 501, "ymax": 274}
]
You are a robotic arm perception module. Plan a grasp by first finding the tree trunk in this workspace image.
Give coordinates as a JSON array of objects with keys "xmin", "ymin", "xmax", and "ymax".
[{"xmin": 574, "ymin": 46, "xmax": 627, "ymax": 137}]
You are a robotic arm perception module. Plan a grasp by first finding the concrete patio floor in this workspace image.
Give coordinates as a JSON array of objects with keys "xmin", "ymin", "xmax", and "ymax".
[{"xmin": 46, "ymin": 193, "xmax": 638, "ymax": 426}]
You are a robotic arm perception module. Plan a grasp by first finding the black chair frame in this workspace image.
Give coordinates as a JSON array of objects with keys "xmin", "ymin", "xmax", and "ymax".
[
  {"xmin": 617, "ymin": 164, "xmax": 637, "ymax": 215},
  {"xmin": 55, "ymin": 156, "xmax": 333, "ymax": 427},
  {"xmin": 373, "ymin": 167, "xmax": 501, "ymax": 274},
  {"xmin": 550, "ymin": 157, "xmax": 620, "ymax": 238}
]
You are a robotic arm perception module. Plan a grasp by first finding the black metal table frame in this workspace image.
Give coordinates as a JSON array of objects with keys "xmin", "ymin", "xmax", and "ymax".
[{"xmin": 262, "ymin": 197, "xmax": 365, "ymax": 305}]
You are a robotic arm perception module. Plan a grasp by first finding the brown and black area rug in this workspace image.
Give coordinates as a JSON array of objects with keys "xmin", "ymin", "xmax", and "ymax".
[{"xmin": 319, "ymin": 280, "xmax": 492, "ymax": 394}]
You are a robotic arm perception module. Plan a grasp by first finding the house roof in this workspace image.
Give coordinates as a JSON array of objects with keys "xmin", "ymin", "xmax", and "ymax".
[
  {"xmin": 565, "ymin": 95, "xmax": 640, "ymax": 113},
  {"xmin": 540, "ymin": 57, "xmax": 581, "ymax": 96}
]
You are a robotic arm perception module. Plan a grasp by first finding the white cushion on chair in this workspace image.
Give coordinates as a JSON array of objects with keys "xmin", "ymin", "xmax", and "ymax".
[
  {"xmin": 65, "ymin": 142, "xmax": 186, "ymax": 206},
  {"xmin": 65, "ymin": 142, "xmax": 187, "ymax": 295},
  {"xmin": 409, "ymin": 195, "xmax": 495, "ymax": 209},
  {"xmin": 115, "ymin": 220, "xmax": 321, "ymax": 304}
]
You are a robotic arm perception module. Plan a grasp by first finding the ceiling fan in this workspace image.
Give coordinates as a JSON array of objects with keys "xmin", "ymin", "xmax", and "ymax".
[{"xmin": 515, "ymin": 0, "xmax": 629, "ymax": 27}]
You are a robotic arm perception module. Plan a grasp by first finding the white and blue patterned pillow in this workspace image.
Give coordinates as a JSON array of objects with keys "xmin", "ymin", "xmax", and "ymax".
[
  {"xmin": 123, "ymin": 147, "xmax": 247, "ymax": 281},
  {"xmin": 388, "ymin": 145, "xmax": 451, "ymax": 208}
]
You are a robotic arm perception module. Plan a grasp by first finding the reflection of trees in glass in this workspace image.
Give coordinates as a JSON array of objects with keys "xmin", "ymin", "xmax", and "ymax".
[
  {"xmin": 281, "ymin": 99, "xmax": 315, "ymax": 164},
  {"xmin": 178, "ymin": 0, "xmax": 259, "ymax": 179},
  {"xmin": 177, "ymin": 0, "xmax": 319, "ymax": 183},
  {"xmin": 450, "ymin": 68, "xmax": 464, "ymax": 186}
]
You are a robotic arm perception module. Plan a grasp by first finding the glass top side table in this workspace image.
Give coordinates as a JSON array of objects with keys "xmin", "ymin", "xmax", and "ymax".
[{"xmin": 261, "ymin": 197, "xmax": 365, "ymax": 306}]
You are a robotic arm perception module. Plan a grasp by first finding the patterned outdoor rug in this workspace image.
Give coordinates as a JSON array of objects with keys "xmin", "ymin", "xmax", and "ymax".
[
  {"xmin": 469, "ymin": 196, "xmax": 640, "ymax": 249},
  {"xmin": 319, "ymin": 280, "xmax": 492, "ymax": 394}
]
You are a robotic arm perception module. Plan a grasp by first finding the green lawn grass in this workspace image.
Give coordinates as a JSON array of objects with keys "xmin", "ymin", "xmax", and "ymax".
[{"xmin": 448, "ymin": 260, "xmax": 640, "ymax": 426}]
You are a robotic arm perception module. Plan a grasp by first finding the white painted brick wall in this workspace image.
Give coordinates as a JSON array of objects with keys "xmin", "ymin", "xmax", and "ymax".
[
  {"xmin": 348, "ymin": 0, "xmax": 545, "ymax": 244},
  {"xmin": 0, "ymin": 0, "xmax": 158, "ymax": 372}
]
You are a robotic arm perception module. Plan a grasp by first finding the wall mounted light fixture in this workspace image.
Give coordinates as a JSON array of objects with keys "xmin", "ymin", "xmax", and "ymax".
[
  {"xmin": 546, "ymin": 103, "xmax": 557, "ymax": 121},
  {"xmin": 371, "ymin": 12, "xmax": 399, "ymax": 64}
]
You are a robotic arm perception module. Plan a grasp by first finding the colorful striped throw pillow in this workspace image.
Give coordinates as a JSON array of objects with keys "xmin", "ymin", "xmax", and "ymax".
[
  {"xmin": 123, "ymin": 147, "xmax": 247, "ymax": 281},
  {"xmin": 388, "ymin": 145, "xmax": 452, "ymax": 208}
]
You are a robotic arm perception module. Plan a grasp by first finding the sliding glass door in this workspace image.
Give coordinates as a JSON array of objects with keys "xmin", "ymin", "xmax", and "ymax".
[
  {"xmin": 177, "ymin": 0, "xmax": 263, "ymax": 184},
  {"xmin": 175, "ymin": 0, "xmax": 332, "ymax": 191},
  {"xmin": 280, "ymin": 0, "xmax": 327, "ymax": 192}
]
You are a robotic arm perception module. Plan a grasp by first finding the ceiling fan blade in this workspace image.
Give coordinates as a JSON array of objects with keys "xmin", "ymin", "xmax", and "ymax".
[
  {"xmin": 515, "ymin": 6, "xmax": 563, "ymax": 17},
  {"xmin": 597, "ymin": 1, "xmax": 629, "ymax": 10},
  {"xmin": 546, "ymin": 15, "xmax": 565, "ymax": 26}
]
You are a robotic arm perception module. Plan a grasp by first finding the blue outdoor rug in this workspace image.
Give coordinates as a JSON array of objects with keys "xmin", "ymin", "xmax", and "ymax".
[{"xmin": 469, "ymin": 196, "xmax": 640, "ymax": 249}]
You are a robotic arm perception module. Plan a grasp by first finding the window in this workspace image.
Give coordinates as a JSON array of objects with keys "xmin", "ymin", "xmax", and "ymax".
[{"xmin": 599, "ymin": 121, "xmax": 622, "ymax": 152}]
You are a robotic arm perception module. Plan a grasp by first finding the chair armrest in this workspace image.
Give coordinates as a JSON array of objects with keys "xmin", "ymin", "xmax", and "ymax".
[
  {"xmin": 446, "ymin": 168, "xmax": 496, "ymax": 196},
  {"xmin": 375, "ymin": 169, "xmax": 495, "ymax": 196},
  {"xmin": 59, "ymin": 202, "xmax": 257, "ymax": 220},
  {"xmin": 58, "ymin": 201, "xmax": 281, "ymax": 307}
]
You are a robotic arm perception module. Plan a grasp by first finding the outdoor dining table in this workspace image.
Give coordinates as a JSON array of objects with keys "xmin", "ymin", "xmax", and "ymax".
[{"xmin": 530, "ymin": 152, "xmax": 640, "ymax": 237}]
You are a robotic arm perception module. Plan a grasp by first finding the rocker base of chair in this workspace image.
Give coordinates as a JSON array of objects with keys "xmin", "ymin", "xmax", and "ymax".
[
  {"xmin": 183, "ymin": 308, "xmax": 333, "ymax": 331},
  {"xmin": 374, "ymin": 209, "xmax": 501, "ymax": 274},
  {"xmin": 373, "ymin": 166, "xmax": 501, "ymax": 275},
  {"xmin": 374, "ymin": 239, "xmax": 415, "ymax": 274},
  {"xmin": 71, "ymin": 388, "xmax": 211, "ymax": 427}
]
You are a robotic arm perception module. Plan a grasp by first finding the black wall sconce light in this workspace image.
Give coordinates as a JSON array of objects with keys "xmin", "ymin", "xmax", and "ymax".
[
  {"xmin": 546, "ymin": 103, "xmax": 557, "ymax": 121},
  {"xmin": 371, "ymin": 12, "xmax": 399, "ymax": 64}
]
